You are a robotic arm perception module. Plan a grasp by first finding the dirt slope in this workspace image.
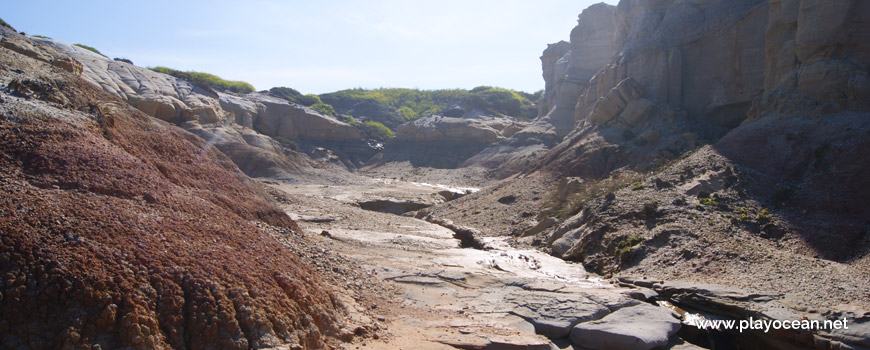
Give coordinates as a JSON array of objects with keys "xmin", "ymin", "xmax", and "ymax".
[{"xmin": 0, "ymin": 29, "xmax": 347, "ymax": 349}]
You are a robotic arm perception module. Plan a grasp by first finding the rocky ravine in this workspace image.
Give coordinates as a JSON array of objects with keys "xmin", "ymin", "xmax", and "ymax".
[{"xmin": 2, "ymin": 0, "xmax": 870, "ymax": 349}]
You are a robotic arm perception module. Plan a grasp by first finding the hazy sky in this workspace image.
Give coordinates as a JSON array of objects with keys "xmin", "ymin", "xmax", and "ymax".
[{"xmin": 4, "ymin": 0, "xmax": 617, "ymax": 94}]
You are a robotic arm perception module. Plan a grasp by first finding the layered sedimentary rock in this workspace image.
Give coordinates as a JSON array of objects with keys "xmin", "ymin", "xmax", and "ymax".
[
  {"xmin": 35, "ymin": 37, "xmax": 372, "ymax": 173},
  {"xmin": 373, "ymin": 114, "xmax": 522, "ymax": 168},
  {"xmin": 752, "ymin": 0, "xmax": 870, "ymax": 117},
  {"xmin": 538, "ymin": 3, "xmax": 618, "ymax": 137},
  {"xmin": 465, "ymin": 4, "xmax": 618, "ymax": 177},
  {"xmin": 0, "ymin": 27, "xmax": 347, "ymax": 349},
  {"xmin": 577, "ymin": 0, "xmax": 769, "ymax": 130}
]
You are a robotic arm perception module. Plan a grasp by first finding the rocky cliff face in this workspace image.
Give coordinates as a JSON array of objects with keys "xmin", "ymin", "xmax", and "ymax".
[
  {"xmin": 371, "ymin": 114, "xmax": 526, "ymax": 169},
  {"xmin": 463, "ymin": 4, "xmax": 618, "ymax": 178},
  {"xmin": 539, "ymin": 3, "xmax": 617, "ymax": 137},
  {"xmin": 0, "ymin": 26, "xmax": 349, "ymax": 349},
  {"xmin": 753, "ymin": 0, "xmax": 870, "ymax": 117},
  {"xmin": 432, "ymin": 2, "xmax": 870, "ymax": 347}
]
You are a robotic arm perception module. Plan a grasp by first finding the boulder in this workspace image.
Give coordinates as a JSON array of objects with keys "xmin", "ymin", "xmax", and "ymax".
[
  {"xmin": 570, "ymin": 303, "xmax": 681, "ymax": 350},
  {"xmin": 618, "ymin": 98, "xmax": 654, "ymax": 126},
  {"xmin": 589, "ymin": 78, "xmax": 644, "ymax": 125},
  {"xmin": 504, "ymin": 291, "xmax": 614, "ymax": 339},
  {"xmin": 250, "ymin": 94, "xmax": 362, "ymax": 142}
]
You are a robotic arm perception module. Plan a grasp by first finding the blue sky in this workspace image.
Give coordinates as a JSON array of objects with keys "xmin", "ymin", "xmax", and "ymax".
[{"xmin": 3, "ymin": 1, "xmax": 617, "ymax": 94}]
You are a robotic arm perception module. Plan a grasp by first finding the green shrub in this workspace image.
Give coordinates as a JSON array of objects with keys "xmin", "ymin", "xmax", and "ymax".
[
  {"xmin": 269, "ymin": 86, "xmax": 303, "ymax": 101},
  {"xmin": 149, "ymin": 66, "xmax": 255, "ymax": 94},
  {"xmin": 397, "ymin": 106, "xmax": 418, "ymax": 120},
  {"xmin": 295, "ymin": 94, "xmax": 322, "ymax": 106},
  {"xmin": 699, "ymin": 196, "xmax": 718, "ymax": 206},
  {"xmin": 631, "ymin": 183, "xmax": 644, "ymax": 191},
  {"xmin": 757, "ymin": 208, "xmax": 771, "ymax": 222},
  {"xmin": 113, "ymin": 57, "xmax": 133, "ymax": 65},
  {"xmin": 0, "ymin": 18, "xmax": 13, "ymax": 30},
  {"xmin": 73, "ymin": 43, "xmax": 107, "ymax": 58},
  {"xmin": 337, "ymin": 115, "xmax": 358, "ymax": 126},
  {"xmin": 32, "ymin": 35, "xmax": 51, "ymax": 39},
  {"xmin": 360, "ymin": 120, "xmax": 394, "ymax": 141},
  {"xmin": 615, "ymin": 236, "xmax": 644, "ymax": 256},
  {"xmin": 310, "ymin": 102, "xmax": 335, "ymax": 116}
]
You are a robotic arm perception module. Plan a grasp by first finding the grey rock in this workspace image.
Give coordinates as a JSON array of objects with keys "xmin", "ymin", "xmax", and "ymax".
[
  {"xmin": 618, "ymin": 98, "xmax": 655, "ymax": 126},
  {"xmin": 505, "ymin": 291, "xmax": 612, "ymax": 339},
  {"xmin": 570, "ymin": 303, "xmax": 681, "ymax": 350}
]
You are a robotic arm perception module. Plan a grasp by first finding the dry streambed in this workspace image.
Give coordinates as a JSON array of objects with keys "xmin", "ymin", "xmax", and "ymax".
[
  {"xmin": 269, "ymin": 180, "xmax": 870, "ymax": 349},
  {"xmin": 269, "ymin": 182, "xmax": 700, "ymax": 349}
]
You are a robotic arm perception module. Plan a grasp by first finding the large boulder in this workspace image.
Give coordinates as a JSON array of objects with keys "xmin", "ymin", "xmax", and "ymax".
[
  {"xmin": 248, "ymin": 93, "xmax": 363, "ymax": 142},
  {"xmin": 36, "ymin": 37, "xmax": 229, "ymax": 124},
  {"xmin": 570, "ymin": 303, "xmax": 681, "ymax": 350}
]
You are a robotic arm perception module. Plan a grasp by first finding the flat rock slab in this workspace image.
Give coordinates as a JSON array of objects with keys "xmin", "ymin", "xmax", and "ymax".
[
  {"xmin": 435, "ymin": 333, "xmax": 555, "ymax": 350},
  {"xmin": 504, "ymin": 291, "xmax": 613, "ymax": 339},
  {"xmin": 570, "ymin": 303, "xmax": 681, "ymax": 350}
]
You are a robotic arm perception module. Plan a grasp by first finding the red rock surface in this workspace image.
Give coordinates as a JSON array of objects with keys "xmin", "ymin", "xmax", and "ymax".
[{"xmin": 0, "ymin": 36, "xmax": 345, "ymax": 349}]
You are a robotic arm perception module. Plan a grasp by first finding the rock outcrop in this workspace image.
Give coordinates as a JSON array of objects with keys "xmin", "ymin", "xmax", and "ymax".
[
  {"xmin": 539, "ymin": 3, "xmax": 618, "ymax": 136},
  {"xmin": 372, "ymin": 114, "xmax": 524, "ymax": 169},
  {"xmin": 0, "ymin": 27, "xmax": 348, "ymax": 349},
  {"xmin": 576, "ymin": 0, "xmax": 769, "ymax": 131},
  {"xmin": 34, "ymin": 36, "xmax": 373, "ymax": 175},
  {"xmin": 463, "ymin": 4, "xmax": 618, "ymax": 177},
  {"xmin": 570, "ymin": 303, "xmax": 681, "ymax": 350},
  {"xmin": 752, "ymin": 0, "xmax": 870, "ymax": 118}
]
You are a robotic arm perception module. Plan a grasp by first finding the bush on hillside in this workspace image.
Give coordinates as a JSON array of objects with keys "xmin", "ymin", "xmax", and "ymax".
[
  {"xmin": 149, "ymin": 66, "xmax": 255, "ymax": 94},
  {"xmin": 320, "ymin": 87, "xmax": 536, "ymax": 123},
  {"xmin": 269, "ymin": 86, "xmax": 303, "ymax": 101},
  {"xmin": 360, "ymin": 120, "xmax": 394, "ymax": 141},
  {"xmin": 268, "ymin": 87, "xmax": 337, "ymax": 116},
  {"xmin": 310, "ymin": 103, "xmax": 336, "ymax": 116},
  {"xmin": 73, "ymin": 43, "xmax": 107, "ymax": 58},
  {"xmin": 295, "ymin": 94, "xmax": 322, "ymax": 107}
]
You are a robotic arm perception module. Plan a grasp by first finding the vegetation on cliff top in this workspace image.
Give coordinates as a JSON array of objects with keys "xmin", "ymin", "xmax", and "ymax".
[
  {"xmin": 320, "ymin": 86, "xmax": 539, "ymax": 122},
  {"xmin": 269, "ymin": 87, "xmax": 336, "ymax": 116},
  {"xmin": 149, "ymin": 66, "xmax": 255, "ymax": 94},
  {"xmin": 360, "ymin": 120, "xmax": 395, "ymax": 141},
  {"xmin": 73, "ymin": 43, "xmax": 107, "ymax": 58}
]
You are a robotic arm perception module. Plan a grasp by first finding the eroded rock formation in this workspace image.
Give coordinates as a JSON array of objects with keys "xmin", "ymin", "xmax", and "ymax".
[
  {"xmin": 35, "ymin": 37, "xmax": 373, "ymax": 176},
  {"xmin": 0, "ymin": 27, "xmax": 347, "ymax": 349}
]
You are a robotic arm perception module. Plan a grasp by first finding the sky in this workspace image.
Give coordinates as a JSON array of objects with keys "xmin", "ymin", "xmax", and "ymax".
[{"xmin": 3, "ymin": 0, "xmax": 617, "ymax": 94}]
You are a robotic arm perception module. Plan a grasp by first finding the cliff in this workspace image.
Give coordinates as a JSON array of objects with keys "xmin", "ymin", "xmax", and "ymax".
[{"xmin": 430, "ymin": 2, "xmax": 870, "ymax": 348}]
